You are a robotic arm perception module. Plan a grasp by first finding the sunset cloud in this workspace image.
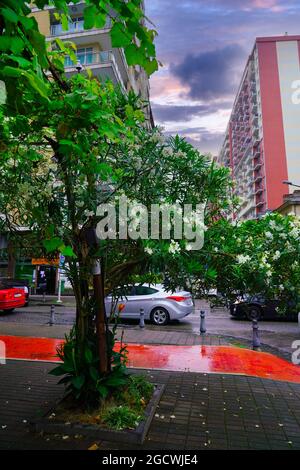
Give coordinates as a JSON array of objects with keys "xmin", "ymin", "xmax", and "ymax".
[{"xmin": 146, "ymin": 0, "xmax": 300, "ymax": 154}]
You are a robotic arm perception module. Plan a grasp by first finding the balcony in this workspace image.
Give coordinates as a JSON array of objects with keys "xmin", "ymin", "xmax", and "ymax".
[
  {"xmin": 253, "ymin": 174, "xmax": 262, "ymax": 183},
  {"xmin": 50, "ymin": 18, "xmax": 111, "ymax": 37},
  {"xmin": 253, "ymin": 162, "xmax": 262, "ymax": 171},
  {"xmin": 254, "ymin": 186, "xmax": 264, "ymax": 195},
  {"xmin": 251, "ymin": 114, "xmax": 258, "ymax": 125},
  {"xmin": 64, "ymin": 51, "xmax": 126, "ymax": 92}
]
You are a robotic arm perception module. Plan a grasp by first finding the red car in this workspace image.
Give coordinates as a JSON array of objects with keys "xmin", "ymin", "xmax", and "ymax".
[{"xmin": 0, "ymin": 286, "xmax": 26, "ymax": 313}]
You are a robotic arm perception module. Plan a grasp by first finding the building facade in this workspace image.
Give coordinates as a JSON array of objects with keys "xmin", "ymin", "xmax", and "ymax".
[
  {"xmin": 218, "ymin": 36, "xmax": 300, "ymax": 220},
  {"xmin": 31, "ymin": 1, "xmax": 153, "ymax": 124},
  {"xmin": 276, "ymin": 190, "xmax": 300, "ymax": 216}
]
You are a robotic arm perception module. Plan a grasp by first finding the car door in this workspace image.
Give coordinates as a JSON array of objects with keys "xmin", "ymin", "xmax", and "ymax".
[
  {"xmin": 105, "ymin": 286, "xmax": 134, "ymax": 319},
  {"xmin": 126, "ymin": 285, "xmax": 158, "ymax": 319}
]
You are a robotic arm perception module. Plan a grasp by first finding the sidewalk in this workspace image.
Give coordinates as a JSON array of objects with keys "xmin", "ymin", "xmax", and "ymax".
[
  {"xmin": 0, "ymin": 360, "xmax": 300, "ymax": 450},
  {"xmin": 0, "ymin": 320, "xmax": 294, "ymax": 363}
]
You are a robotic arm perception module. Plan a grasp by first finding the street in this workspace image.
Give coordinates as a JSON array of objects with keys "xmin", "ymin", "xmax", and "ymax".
[{"xmin": 0, "ymin": 296, "xmax": 299, "ymax": 360}]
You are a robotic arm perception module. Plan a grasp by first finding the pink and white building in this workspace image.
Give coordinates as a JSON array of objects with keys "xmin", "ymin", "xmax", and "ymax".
[{"xmin": 218, "ymin": 35, "xmax": 300, "ymax": 219}]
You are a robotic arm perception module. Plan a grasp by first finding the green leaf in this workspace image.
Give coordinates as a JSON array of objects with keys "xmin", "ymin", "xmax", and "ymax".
[
  {"xmin": 49, "ymin": 365, "xmax": 66, "ymax": 376},
  {"xmin": 23, "ymin": 71, "xmax": 49, "ymax": 99},
  {"xmin": 10, "ymin": 38, "xmax": 25, "ymax": 55},
  {"xmin": 1, "ymin": 7, "xmax": 19, "ymax": 24},
  {"xmin": 7, "ymin": 55, "xmax": 32, "ymax": 69},
  {"xmin": 19, "ymin": 16, "xmax": 36, "ymax": 31},
  {"xmin": 110, "ymin": 22, "xmax": 132, "ymax": 48},
  {"xmin": 89, "ymin": 366, "xmax": 99, "ymax": 381},
  {"xmin": 83, "ymin": 4, "xmax": 97, "ymax": 29},
  {"xmin": 84, "ymin": 347, "xmax": 93, "ymax": 364},
  {"xmin": 94, "ymin": 13, "xmax": 107, "ymax": 29},
  {"xmin": 143, "ymin": 58, "xmax": 159, "ymax": 76},
  {"xmin": 1, "ymin": 66, "xmax": 22, "ymax": 78},
  {"xmin": 60, "ymin": 245, "xmax": 76, "ymax": 258},
  {"xmin": 0, "ymin": 36, "xmax": 11, "ymax": 51},
  {"xmin": 105, "ymin": 376, "xmax": 128, "ymax": 387},
  {"xmin": 28, "ymin": 29, "xmax": 47, "ymax": 58},
  {"xmin": 124, "ymin": 44, "xmax": 144, "ymax": 66},
  {"xmin": 43, "ymin": 237, "xmax": 63, "ymax": 253},
  {"xmin": 97, "ymin": 384, "xmax": 109, "ymax": 398},
  {"xmin": 72, "ymin": 374, "xmax": 85, "ymax": 390},
  {"xmin": 61, "ymin": 13, "xmax": 69, "ymax": 31}
]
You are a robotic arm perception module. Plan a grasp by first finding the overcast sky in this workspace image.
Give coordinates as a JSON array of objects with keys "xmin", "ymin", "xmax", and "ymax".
[{"xmin": 146, "ymin": 0, "xmax": 300, "ymax": 155}]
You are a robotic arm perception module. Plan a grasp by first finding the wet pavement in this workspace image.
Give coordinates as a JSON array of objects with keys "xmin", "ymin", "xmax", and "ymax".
[{"xmin": 1, "ymin": 334, "xmax": 300, "ymax": 383}]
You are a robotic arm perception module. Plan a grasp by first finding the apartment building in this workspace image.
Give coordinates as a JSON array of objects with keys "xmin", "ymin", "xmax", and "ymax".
[
  {"xmin": 218, "ymin": 35, "xmax": 300, "ymax": 219},
  {"xmin": 31, "ymin": 1, "xmax": 153, "ymax": 124}
]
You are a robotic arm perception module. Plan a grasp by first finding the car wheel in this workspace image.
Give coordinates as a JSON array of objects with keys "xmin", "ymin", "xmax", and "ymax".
[
  {"xmin": 246, "ymin": 305, "xmax": 262, "ymax": 321},
  {"xmin": 151, "ymin": 307, "xmax": 170, "ymax": 326}
]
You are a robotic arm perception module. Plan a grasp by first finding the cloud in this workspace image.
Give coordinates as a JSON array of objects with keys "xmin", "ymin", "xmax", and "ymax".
[
  {"xmin": 170, "ymin": 44, "xmax": 246, "ymax": 100},
  {"xmin": 152, "ymin": 103, "xmax": 221, "ymax": 122},
  {"xmin": 146, "ymin": 0, "xmax": 300, "ymax": 155},
  {"xmin": 164, "ymin": 127, "xmax": 225, "ymax": 155}
]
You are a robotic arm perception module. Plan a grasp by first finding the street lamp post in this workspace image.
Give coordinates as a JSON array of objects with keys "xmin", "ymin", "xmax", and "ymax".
[{"xmin": 282, "ymin": 180, "xmax": 300, "ymax": 189}]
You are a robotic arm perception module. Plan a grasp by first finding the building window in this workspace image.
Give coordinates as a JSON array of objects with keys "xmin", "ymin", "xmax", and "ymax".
[{"xmin": 65, "ymin": 47, "xmax": 94, "ymax": 67}]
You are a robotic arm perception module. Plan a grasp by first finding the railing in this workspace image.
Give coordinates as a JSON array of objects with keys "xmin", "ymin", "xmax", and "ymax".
[
  {"xmin": 64, "ymin": 51, "xmax": 126, "ymax": 92},
  {"xmin": 50, "ymin": 18, "xmax": 111, "ymax": 36},
  {"xmin": 65, "ymin": 50, "xmax": 112, "ymax": 67}
]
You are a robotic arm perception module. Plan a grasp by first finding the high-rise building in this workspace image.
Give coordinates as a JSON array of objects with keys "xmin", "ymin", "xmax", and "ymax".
[
  {"xmin": 31, "ymin": 2, "xmax": 153, "ymax": 125},
  {"xmin": 218, "ymin": 35, "xmax": 300, "ymax": 219}
]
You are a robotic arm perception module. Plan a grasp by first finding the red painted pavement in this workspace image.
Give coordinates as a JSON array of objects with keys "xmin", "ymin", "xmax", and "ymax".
[{"xmin": 1, "ymin": 335, "xmax": 300, "ymax": 383}]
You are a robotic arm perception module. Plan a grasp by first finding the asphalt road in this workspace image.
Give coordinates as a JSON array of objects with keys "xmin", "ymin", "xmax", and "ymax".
[{"xmin": 0, "ymin": 297, "xmax": 299, "ymax": 356}]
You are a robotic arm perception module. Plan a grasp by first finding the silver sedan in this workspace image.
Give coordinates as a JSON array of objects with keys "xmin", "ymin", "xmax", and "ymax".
[{"xmin": 105, "ymin": 284, "xmax": 194, "ymax": 326}]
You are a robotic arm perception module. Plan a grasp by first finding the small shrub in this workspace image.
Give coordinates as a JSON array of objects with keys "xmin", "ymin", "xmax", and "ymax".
[
  {"xmin": 102, "ymin": 405, "xmax": 142, "ymax": 430},
  {"xmin": 128, "ymin": 375, "xmax": 154, "ymax": 402},
  {"xmin": 49, "ymin": 327, "xmax": 129, "ymax": 408},
  {"xmin": 115, "ymin": 374, "xmax": 154, "ymax": 412}
]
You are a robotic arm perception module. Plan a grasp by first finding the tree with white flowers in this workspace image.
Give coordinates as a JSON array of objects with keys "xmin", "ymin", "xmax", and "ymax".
[{"xmin": 160, "ymin": 212, "xmax": 300, "ymax": 315}]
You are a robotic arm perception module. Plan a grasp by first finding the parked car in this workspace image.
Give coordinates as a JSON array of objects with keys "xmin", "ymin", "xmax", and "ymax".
[
  {"xmin": 105, "ymin": 284, "xmax": 194, "ymax": 326},
  {"xmin": 230, "ymin": 294, "xmax": 298, "ymax": 321},
  {"xmin": 0, "ymin": 284, "xmax": 26, "ymax": 313},
  {"xmin": 0, "ymin": 278, "xmax": 30, "ymax": 306}
]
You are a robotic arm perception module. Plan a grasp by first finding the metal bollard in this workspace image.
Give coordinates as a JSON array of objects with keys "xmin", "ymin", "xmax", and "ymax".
[
  {"xmin": 252, "ymin": 319, "xmax": 261, "ymax": 350},
  {"xmin": 49, "ymin": 304, "xmax": 55, "ymax": 326},
  {"xmin": 200, "ymin": 310, "xmax": 206, "ymax": 334},
  {"xmin": 139, "ymin": 308, "xmax": 145, "ymax": 328},
  {"xmin": 43, "ymin": 292, "xmax": 46, "ymax": 303}
]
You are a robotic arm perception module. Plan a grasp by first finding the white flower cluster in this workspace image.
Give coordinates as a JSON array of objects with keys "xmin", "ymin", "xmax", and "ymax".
[
  {"xmin": 144, "ymin": 246, "xmax": 154, "ymax": 255},
  {"xmin": 236, "ymin": 254, "xmax": 251, "ymax": 264},
  {"xmin": 168, "ymin": 240, "xmax": 181, "ymax": 255}
]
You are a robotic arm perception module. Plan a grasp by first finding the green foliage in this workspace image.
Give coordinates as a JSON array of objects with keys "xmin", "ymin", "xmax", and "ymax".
[
  {"xmin": 102, "ymin": 405, "xmax": 141, "ymax": 430},
  {"xmin": 173, "ymin": 212, "xmax": 300, "ymax": 315},
  {"xmin": 0, "ymin": 0, "xmax": 158, "ymax": 108},
  {"xmin": 50, "ymin": 327, "xmax": 129, "ymax": 407},
  {"xmin": 117, "ymin": 375, "xmax": 154, "ymax": 412}
]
